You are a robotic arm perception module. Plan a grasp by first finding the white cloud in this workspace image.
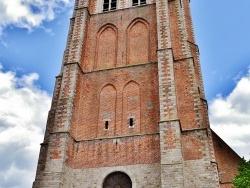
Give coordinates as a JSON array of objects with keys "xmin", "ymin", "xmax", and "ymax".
[
  {"xmin": 0, "ymin": 65, "xmax": 51, "ymax": 188},
  {"xmin": 0, "ymin": 0, "xmax": 73, "ymax": 37},
  {"xmin": 209, "ymin": 68, "xmax": 250, "ymax": 160}
]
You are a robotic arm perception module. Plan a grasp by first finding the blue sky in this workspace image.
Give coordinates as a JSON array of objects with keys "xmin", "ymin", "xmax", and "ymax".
[
  {"xmin": 191, "ymin": 1, "xmax": 250, "ymax": 100},
  {"xmin": 0, "ymin": 6, "xmax": 71, "ymax": 94},
  {"xmin": 0, "ymin": 0, "xmax": 250, "ymax": 187}
]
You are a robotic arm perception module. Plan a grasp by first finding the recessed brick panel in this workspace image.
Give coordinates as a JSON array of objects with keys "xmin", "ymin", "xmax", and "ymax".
[
  {"xmin": 81, "ymin": 5, "xmax": 157, "ymax": 71},
  {"xmin": 127, "ymin": 19, "xmax": 149, "ymax": 64},
  {"xmin": 96, "ymin": 25, "xmax": 118, "ymax": 69},
  {"xmin": 98, "ymin": 84, "xmax": 117, "ymax": 137},
  {"xmin": 122, "ymin": 81, "xmax": 141, "ymax": 135},
  {"xmin": 70, "ymin": 63, "xmax": 159, "ymax": 140}
]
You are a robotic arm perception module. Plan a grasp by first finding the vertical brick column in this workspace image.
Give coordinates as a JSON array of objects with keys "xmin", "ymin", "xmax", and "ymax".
[
  {"xmin": 174, "ymin": 0, "xmax": 191, "ymax": 58},
  {"xmin": 156, "ymin": 0, "xmax": 177, "ymax": 121},
  {"xmin": 171, "ymin": 0, "xmax": 220, "ymax": 187},
  {"xmin": 159, "ymin": 120, "xmax": 184, "ymax": 187},
  {"xmin": 33, "ymin": 0, "xmax": 89, "ymax": 187},
  {"xmin": 156, "ymin": 0, "xmax": 185, "ymax": 187}
]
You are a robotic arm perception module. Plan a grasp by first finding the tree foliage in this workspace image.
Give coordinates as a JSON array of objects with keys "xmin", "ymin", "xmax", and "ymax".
[{"xmin": 233, "ymin": 158, "xmax": 250, "ymax": 188}]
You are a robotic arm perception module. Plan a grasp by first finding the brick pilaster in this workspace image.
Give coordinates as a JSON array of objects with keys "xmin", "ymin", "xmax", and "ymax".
[
  {"xmin": 156, "ymin": 0, "xmax": 185, "ymax": 187},
  {"xmin": 159, "ymin": 120, "xmax": 185, "ymax": 187},
  {"xmin": 156, "ymin": 0, "xmax": 177, "ymax": 121},
  {"xmin": 33, "ymin": 0, "xmax": 89, "ymax": 186}
]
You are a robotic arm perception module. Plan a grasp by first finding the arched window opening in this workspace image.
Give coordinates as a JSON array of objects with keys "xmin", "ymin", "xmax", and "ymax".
[{"xmin": 103, "ymin": 172, "xmax": 132, "ymax": 188}]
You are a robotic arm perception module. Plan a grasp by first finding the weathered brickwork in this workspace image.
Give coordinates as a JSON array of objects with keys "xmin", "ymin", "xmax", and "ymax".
[
  {"xmin": 156, "ymin": 0, "xmax": 178, "ymax": 122},
  {"xmin": 182, "ymin": 129, "xmax": 220, "ymax": 187},
  {"xmin": 81, "ymin": 5, "xmax": 157, "ymax": 71},
  {"xmin": 62, "ymin": 164, "xmax": 161, "ymax": 187},
  {"xmin": 67, "ymin": 134, "xmax": 160, "ymax": 168},
  {"xmin": 159, "ymin": 120, "xmax": 185, "ymax": 187},
  {"xmin": 212, "ymin": 130, "xmax": 241, "ymax": 188},
  {"xmin": 184, "ymin": 159, "xmax": 220, "ymax": 188},
  {"xmin": 33, "ymin": 0, "xmax": 240, "ymax": 187},
  {"xmin": 174, "ymin": 59, "xmax": 200, "ymax": 130},
  {"xmin": 70, "ymin": 63, "xmax": 159, "ymax": 140}
]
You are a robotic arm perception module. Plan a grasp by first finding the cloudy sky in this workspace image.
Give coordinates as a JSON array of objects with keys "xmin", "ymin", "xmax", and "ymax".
[{"xmin": 0, "ymin": 0, "xmax": 249, "ymax": 187}]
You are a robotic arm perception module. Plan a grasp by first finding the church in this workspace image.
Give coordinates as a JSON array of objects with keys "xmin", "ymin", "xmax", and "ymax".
[{"xmin": 33, "ymin": 0, "xmax": 240, "ymax": 187}]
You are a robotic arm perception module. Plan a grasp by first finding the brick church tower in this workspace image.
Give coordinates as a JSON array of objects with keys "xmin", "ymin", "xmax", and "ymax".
[{"xmin": 33, "ymin": 0, "xmax": 240, "ymax": 187}]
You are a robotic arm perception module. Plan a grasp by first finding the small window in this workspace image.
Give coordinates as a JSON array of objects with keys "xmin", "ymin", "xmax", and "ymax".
[
  {"xmin": 132, "ymin": 0, "xmax": 138, "ymax": 6},
  {"xmin": 129, "ymin": 118, "xmax": 134, "ymax": 127},
  {"xmin": 105, "ymin": 121, "xmax": 109, "ymax": 130},
  {"xmin": 103, "ymin": 0, "xmax": 117, "ymax": 12},
  {"xmin": 132, "ymin": 0, "xmax": 146, "ymax": 6}
]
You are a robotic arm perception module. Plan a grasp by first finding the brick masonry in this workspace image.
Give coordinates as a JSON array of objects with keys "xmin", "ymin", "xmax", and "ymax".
[{"xmin": 33, "ymin": 0, "xmax": 240, "ymax": 187}]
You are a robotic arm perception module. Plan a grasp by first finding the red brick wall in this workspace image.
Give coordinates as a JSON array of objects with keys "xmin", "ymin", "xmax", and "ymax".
[
  {"xmin": 98, "ymin": 84, "xmax": 117, "ymax": 137},
  {"xmin": 169, "ymin": 1, "xmax": 184, "ymax": 60},
  {"xmin": 70, "ymin": 63, "xmax": 159, "ymax": 140},
  {"xmin": 182, "ymin": 133, "xmax": 203, "ymax": 160},
  {"xmin": 183, "ymin": 0, "xmax": 195, "ymax": 43},
  {"xmin": 174, "ymin": 59, "xmax": 198, "ymax": 130},
  {"xmin": 81, "ymin": 5, "xmax": 157, "ymax": 71},
  {"xmin": 88, "ymin": 0, "xmax": 96, "ymax": 14},
  {"xmin": 67, "ymin": 134, "xmax": 160, "ymax": 168},
  {"xmin": 122, "ymin": 81, "xmax": 141, "ymax": 135},
  {"xmin": 96, "ymin": 25, "xmax": 118, "ymax": 69},
  {"xmin": 212, "ymin": 130, "xmax": 240, "ymax": 186},
  {"xmin": 127, "ymin": 19, "xmax": 149, "ymax": 64}
]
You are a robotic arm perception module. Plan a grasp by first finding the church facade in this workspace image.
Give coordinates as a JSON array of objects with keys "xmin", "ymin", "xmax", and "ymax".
[{"xmin": 33, "ymin": 0, "xmax": 240, "ymax": 187}]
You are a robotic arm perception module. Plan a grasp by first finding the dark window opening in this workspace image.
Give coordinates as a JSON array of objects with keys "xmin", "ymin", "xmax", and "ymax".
[
  {"xmin": 103, "ymin": 172, "xmax": 132, "ymax": 188},
  {"xmin": 132, "ymin": 0, "xmax": 138, "ymax": 6},
  {"xmin": 105, "ymin": 121, "xmax": 109, "ymax": 129},
  {"xmin": 132, "ymin": 0, "xmax": 146, "ymax": 6},
  {"xmin": 110, "ymin": 0, "xmax": 117, "ymax": 10},
  {"xmin": 129, "ymin": 118, "xmax": 134, "ymax": 127},
  {"xmin": 103, "ymin": 0, "xmax": 117, "ymax": 12},
  {"xmin": 103, "ymin": 0, "xmax": 109, "ymax": 11}
]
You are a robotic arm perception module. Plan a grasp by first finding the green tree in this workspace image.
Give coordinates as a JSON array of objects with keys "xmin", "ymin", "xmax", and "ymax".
[{"xmin": 233, "ymin": 158, "xmax": 250, "ymax": 188}]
